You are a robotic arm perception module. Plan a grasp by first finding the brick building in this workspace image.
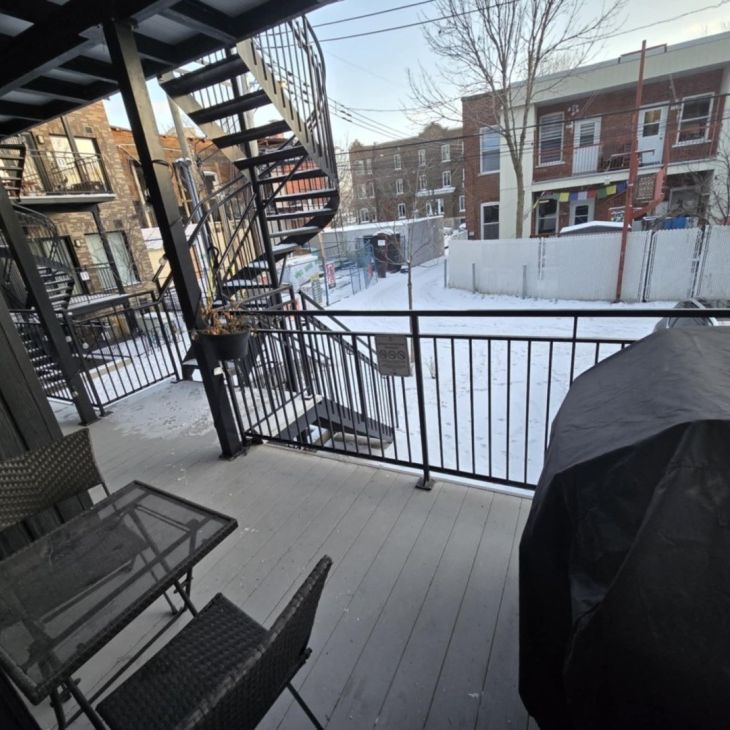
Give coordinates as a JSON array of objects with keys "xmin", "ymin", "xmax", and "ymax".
[
  {"xmin": 463, "ymin": 32, "xmax": 730, "ymax": 240},
  {"xmin": 349, "ymin": 123, "xmax": 465, "ymax": 228}
]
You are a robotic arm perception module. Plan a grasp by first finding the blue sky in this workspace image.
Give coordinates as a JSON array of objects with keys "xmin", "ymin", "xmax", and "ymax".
[{"xmin": 104, "ymin": 0, "xmax": 729, "ymax": 147}]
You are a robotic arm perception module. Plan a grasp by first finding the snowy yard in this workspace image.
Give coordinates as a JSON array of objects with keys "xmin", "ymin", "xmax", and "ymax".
[{"xmin": 317, "ymin": 257, "xmax": 677, "ymax": 488}]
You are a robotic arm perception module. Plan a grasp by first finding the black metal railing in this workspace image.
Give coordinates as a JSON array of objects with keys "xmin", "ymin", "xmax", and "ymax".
[
  {"xmin": 20, "ymin": 149, "xmax": 111, "ymax": 197},
  {"xmin": 218, "ymin": 307, "xmax": 730, "ymax": 491}
]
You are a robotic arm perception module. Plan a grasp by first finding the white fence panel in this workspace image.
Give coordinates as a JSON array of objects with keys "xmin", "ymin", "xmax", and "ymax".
[{"xmin": 699, "ymin": 226, "xmax": 730, "ymax": 299}]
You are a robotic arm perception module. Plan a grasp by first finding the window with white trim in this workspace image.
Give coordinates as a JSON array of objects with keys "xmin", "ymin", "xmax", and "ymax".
[
  {"xmin": 436, "ymin": 199, "xmax": 444, "ymax": 215},
  {"xmin": 359, "ymin": 208, "xmax": 370, "ymax": 223},
  {"xmin": 418, "ymin": 148, "xmax": 426, "ymax": 166},
  {"xmin": 480, "ymin": 203, "xmax": 499, "ymax": 239},
  {"xmin": 441, "ymin": 143, "xmax": 451, "ymax": 162},
  {"xmin": 677, "ymin": 96, "xmax": 713, "ymax": 143},
  {"xmin": 395, "ymin": 178, "xmax": 404, "ymax": 194},
  {"xmin": 394, "ymin": 153, "xmax": 402, "ymax": 170},
  {"xmin": 397, "ymin": 202, "xmax": 406, "ymax": 218},
  {"xmin": 538, "ymin": 113, "xmax": 564, "ymax": 165},
  {"xmin": 479, "ymin": 127, "xmax": 499, "ymax": 173},
  {"xmin": 366, "ymin": 181, "xmax": 375, "ymax": 198},
  {"xmin": 426, "ymin": 202, "xmax": 433, "ymax": 215},
  {"xmin": 442, "ymin": 170, "xmax": 452, "ymax": 187},
  {"xmin": 357, "ymin": 183, "xmax": 367, "ymax": 199},
  {"xmin": 354, "ymin": 160, "xmax": 365, "ymax": 175},
  {"xmin": 458, "ymin": 194, "xmax": 465, "ymax": 212},
  {"xmin": 365, "ymin": 158, "xmax": 372, "ymax": 174},
  {"xmin": 418, "ymin": 174, "xmax": 427, "ymax": 191},
  {"xmin": 536, "ymin": 198, "xmax": 559, "ymax": 235}
]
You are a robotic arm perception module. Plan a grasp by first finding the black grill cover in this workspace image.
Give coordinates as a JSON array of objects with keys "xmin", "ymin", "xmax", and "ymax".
[{"xmin": 519, "ymin": 327, "xmax": 730, "ymax": 730}]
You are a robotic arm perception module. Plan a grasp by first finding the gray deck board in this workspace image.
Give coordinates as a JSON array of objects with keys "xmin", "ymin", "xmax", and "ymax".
[{"xmin": 36, "ymin": 382, "xmax": 534, "ymax": 729}]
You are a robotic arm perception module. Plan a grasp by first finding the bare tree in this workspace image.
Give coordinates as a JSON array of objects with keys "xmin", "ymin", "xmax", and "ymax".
[{"xmin": 410, "ymin": 0, "xmax": 622, "ymax": 237}]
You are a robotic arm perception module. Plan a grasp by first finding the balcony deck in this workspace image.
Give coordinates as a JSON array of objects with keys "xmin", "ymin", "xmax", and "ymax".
[{"xmin": 39, "ymin": 380, "xmax": 533, "ymax": 729}]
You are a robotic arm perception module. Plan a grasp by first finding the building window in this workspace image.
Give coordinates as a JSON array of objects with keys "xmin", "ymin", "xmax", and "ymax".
[
  {"xmin": 426, "ymin": 202, "xmax": 433, "ymax": 216},
  {"xmin": 570, "ymin": 199, "xmax": 594, "ymax": 226},
  {"xmin": 480, "ymin": 203, "xmax": 499, "ymax": 239},
  {"xmin": 677, "ymin": 96, "xmax": 713, "ymax": 144},
  {"xmin": 357, "ymin": 183, "xmax": 367, "ymax": 199},
  {"xmin": 668, "ymin": 186, "xmax": 702, "ymax": 215},
  {"xmin": 395, "ymin": 178, "xmax": 404, "ymax": 194},
  {"xmin": 436, "ymin": 199, "xmax": 444, "ymax": 215},
  {"xmin": 442, "ymin": 170, "xmax": 452, "ymax": 187},
  {"xmin": 48, "ymin": 134, "xmax": 106, "ymax": 190},
  {"xmin": 418, "ymin": 174, "xmax": 427, "ymax": 191},
  {"xmin": 365, "ymin": 158, "xmax": 372, "ymax": 175},
  {"xmin": 397, "ymin": 202, "xmax": 406, "ymax": 218},
  {"xmin": 459, "ymin": 194, "xmax": 465, "ymax": 212},
  {"xmin": 536, "ymin": 198, "xmax": 559, "ymax": 235},
  {"xmin": 359, "ymin": 208, "xmax": 370, "ymax": 223},
  {"xmin": 85, "ymin": 231, "xmax": 139, "ymax": 285},
  {"xmin": 367, "ymin": 181, "xmax": 375, "ymax": 198},
  {"xmin": 479, "ymin": 127, "xmax": 499, "ymax": 173},
  {"xmin": 441, "ymin": 143, "xmax": 451, "ymax": 162},
  {"xmin": 538, "ymin": 113, "xmax": 564, "ymax": 165},
  {"xmin": 354, "ymin": 160, "xmax": 365, "ymax": 175},
  {"xmin": 394, "ymin": 153, "xmax": 402, "ymax": 170},
  {"xmin": 418, "ymin": 148, "xmax": 426, "ymax": 166}
]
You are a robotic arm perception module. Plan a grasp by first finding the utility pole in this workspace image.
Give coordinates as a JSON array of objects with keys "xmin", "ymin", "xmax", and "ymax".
[{"xmin": 615, "ymin": 40, "xmax": 646, "ymax": 302}]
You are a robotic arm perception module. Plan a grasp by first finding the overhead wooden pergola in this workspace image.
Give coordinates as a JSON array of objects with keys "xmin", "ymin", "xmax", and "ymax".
[{"xmin": 0, "ymin": 0, "xmax": 336, "ymax": 457}]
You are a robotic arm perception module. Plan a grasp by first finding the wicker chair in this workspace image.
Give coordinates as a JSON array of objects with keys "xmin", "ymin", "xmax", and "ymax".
[
  {"xmin": 0, "ymin": 429, "xmax": 108, "ymax": 539},
  {"xmin": 97, "ymin": 556, "xmax": 333, "ymax": 730}
]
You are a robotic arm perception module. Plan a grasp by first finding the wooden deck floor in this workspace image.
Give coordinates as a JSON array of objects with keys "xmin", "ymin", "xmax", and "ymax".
[{"xmin": 39, "ymin": 381, "xmax": 533, "ymax": 729}]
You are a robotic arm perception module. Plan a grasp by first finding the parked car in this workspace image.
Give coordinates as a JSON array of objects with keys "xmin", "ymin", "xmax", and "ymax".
[{"xmin": 654, "ymin": 298, "xmax": 730, "ymax": 331}]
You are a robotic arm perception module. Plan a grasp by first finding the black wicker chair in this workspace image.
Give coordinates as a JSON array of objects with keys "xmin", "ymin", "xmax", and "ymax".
[
  {"xmin": 97, "ymin": 556, "xmax": 333, "ymax": 730},
  {"xmin": 0, "ymin": 429, "xmax": 109, "ymax": 552}
]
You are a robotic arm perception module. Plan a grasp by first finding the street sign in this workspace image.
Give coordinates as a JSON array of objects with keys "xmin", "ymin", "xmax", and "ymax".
[{"xmin": 375, "ymin": 334, "xmax": 411, "ymax": 376}]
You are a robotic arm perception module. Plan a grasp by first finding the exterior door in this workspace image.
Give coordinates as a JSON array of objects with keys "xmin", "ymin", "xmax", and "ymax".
[
  {"xmin": 572, "ymin": 118, "xmax": 601, "ymax": 174},
  {"xmin": 637, "ymin": 106, "xmax": 666, "ymax": 165},
  {"xmin": 569, "ymin": 199, "xmax": 595, "ymax": 226}
]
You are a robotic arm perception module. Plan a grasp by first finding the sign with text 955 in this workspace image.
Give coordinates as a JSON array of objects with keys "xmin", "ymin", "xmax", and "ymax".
[{"xmin": 375, "ymin": 335, "xmax": 411, "ymax": 376}]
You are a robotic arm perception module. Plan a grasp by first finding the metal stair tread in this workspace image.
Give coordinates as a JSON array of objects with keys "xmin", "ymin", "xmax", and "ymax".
[
  {"xmin": 266, "ymin": 208, "xmax": 333, "ymax": 221},
  {"xmin": 262, "ymin": 168, "xmax": 328, "ymax": 185},
  {"xmin": 212, "ymin": 120, "xmax": 291, "ymax": 149},
  {"xmin": 187, "ymin": 89, "xmax": 270, "ymax": 125},
  {"xmin": 273, "ymin": 188, "xmax": 337, "ymax": 202},
  {"xmin": 233, "ymin": 145, "xmax": 306, "ymax": 169},
  {"xmin": 160, "ymin": 56, "xmax": 248, "ymax": 97},
  {"xmin": 268, "ymin": 225, "xmax": 321, "ymax": 238}
]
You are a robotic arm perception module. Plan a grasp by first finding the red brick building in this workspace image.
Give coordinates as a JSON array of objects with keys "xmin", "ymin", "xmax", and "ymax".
[{"xmin": 462, "ymin": 33, "xmax": 730, "ymax": 240}]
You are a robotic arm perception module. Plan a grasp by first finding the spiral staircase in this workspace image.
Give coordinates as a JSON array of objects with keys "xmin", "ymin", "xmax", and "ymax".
[{"xmin": 157, "ymin": 16, "xmax": 338, "ymax": 305}]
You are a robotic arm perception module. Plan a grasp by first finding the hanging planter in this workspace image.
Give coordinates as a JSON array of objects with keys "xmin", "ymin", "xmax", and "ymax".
[{"xmin": 194, "ymin": 305, "xmax": 258, "ymax": 362}]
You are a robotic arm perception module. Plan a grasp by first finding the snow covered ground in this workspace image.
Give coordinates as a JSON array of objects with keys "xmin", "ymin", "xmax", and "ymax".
[{"xmin": 318, "ymin": 257, "xmax": 677, "ymax": 488}]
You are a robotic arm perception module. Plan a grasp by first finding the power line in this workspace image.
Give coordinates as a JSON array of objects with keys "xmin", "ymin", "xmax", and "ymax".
[{"xmin": 313, "ymin": 0, "xmax": 438, "ymax": 29}]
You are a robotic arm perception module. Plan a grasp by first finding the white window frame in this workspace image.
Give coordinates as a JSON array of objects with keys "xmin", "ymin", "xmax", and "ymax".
[
  {"xmin": 441, "ymin": 143, "xmax": 451, "ymax": 162},
  {"xmin": 397, "ymin": 202, "xmax": 406, "ymax": 218},
  {"xmin": 436, "ymin": 198, "xmax": 444, "ymax": 215},
  {"xmin": 365, "ymin": 158, "xmax": 372, "ymax": 175},
  {"xmin": 668, "ymin": 185, "xmax": 703, "ymax": 215},
  {"xmin": 418, "ymin": 148, "xmax": 426, "ymax": 166},
  {"xmin": 675, "ymin": 94, "xmax": 713, "ymax": 145},
  {"xmin": 458, "ymin": 194, "xmax": 465, "ymax": 212},
  {"xmin": 354, "ymin": 160, "xmax": 365, "ymax": 175},
  {"xmin": 535, "ymin": 198, "xmax": 560, "ymax": 235},
  {"xmin": 569, "ymin": 199, "xmax": 595, "ymax": 226},
  {"xmin": 480, "ymin": 202, "xmax": 499, "ymax": 239},
  {"xmin": 394, "ymin": 153, "xmax": 402, "ymax": 170},
  {"xmin": 418, "ymin": 174, "xmax": 427, "ymax": 191},
  {"xmin": 426, "ymin": 202, "xmax": 433, "ymax": 216},
  {"xmin": 538, "ymin": 112, "xmax": 564, "ymax": 166},
  {"xmin": 359, "ymin": 207, "xmax": 370, "ymax": 223},
  {"xmin": 357, "ymin": 183, "xmax": 367, "ymax": 199},
  {"xmin": 479, "ymin": 127, "xmax": 500, "ymax": 174},
  {"xmin": 366, "ymin": 181, "xmax": 375, "ymax": 198},
  {"xmin": 395, "ymin": 178, "xmax": 404, "ymax": 194},
  {"xmin": 442, "ymin": 170, "xmax": 452, "ymax": 187}
]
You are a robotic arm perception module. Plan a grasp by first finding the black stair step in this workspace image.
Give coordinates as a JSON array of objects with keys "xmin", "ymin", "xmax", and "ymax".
[
  {"xmin": 212, "ymin": 120, "xmax": 291, "ymax": 148},
  {"xmin": 273, "ymin": 188, "xmax": 337, "ymax": 203},
  {"xmin": 266, "ymin": 208, "xmax": 334, "ymax": 221},
  {"xmin": 234, "ymin": 145, "xmax": 306, "ymax": 170},
  {"xmin": 188, "ymin": 90, "xmax": 270, "ymax": 126},
  {"xmin": 262, "ymin": 168, "xmax": 327, "ymax": 185},
  {"xmin": 160, "ymin": 55, "xmax": 248, "ymax": 97},
  {"xmin": 268, "ymin": 225, "xmax": 321, "ymax": 239}
]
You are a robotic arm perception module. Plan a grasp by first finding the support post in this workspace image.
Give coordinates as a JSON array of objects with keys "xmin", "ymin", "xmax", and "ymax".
[
  {"xmin": 103, "ymin": 19, "xmax": 244, "ymax": 458},
  {"xmin": 89, "ymin": 205, "xmax": 126, "ymax": 294},
  {"xmin": 615, "ymin": 40, "xmax": 647, "ymax": 302},
  {"xmin": 410, "ymin": 313, "xmax": 433, "ymax": 490}
]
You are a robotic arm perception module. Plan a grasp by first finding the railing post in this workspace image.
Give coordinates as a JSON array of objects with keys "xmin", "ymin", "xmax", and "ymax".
[{"xmin": 410, "ymin": 313, "xmax": 433, "ymax": 490}]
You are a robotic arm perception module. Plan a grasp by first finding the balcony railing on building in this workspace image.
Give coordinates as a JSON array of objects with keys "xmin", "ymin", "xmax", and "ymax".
[{"xmin": 20, "ymin": 149, "xmax": 112, "ymax": 197}]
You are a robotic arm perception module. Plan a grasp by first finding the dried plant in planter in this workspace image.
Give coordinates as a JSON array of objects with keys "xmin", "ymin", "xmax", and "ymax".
[{"xmin": 194, "ymin": 304, "xmax": 259, "ymax": 360}]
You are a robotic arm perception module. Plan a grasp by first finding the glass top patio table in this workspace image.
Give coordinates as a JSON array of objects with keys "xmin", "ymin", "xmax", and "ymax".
[{"xmin": 0, "ymin": 480, "xmax": 237, "ymax": 704}]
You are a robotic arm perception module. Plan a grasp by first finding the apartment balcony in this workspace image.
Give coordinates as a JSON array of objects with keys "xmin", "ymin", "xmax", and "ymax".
[
  {"xmin": 32, "ymin": 381, "xmax": 529, "ymax": 729},
  {"xmin": 19, "ymin": 149, "xmax": 115, "ymax": 207}
]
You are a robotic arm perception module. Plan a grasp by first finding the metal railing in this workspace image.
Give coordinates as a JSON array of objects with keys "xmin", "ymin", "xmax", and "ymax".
[
  {"xmin": 220, "ymin": 306, "xmax": 730, "ymax": 491},
  {"xmin": 20, "ymin": 149, "xmax": 111, "ymax": 196}
]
